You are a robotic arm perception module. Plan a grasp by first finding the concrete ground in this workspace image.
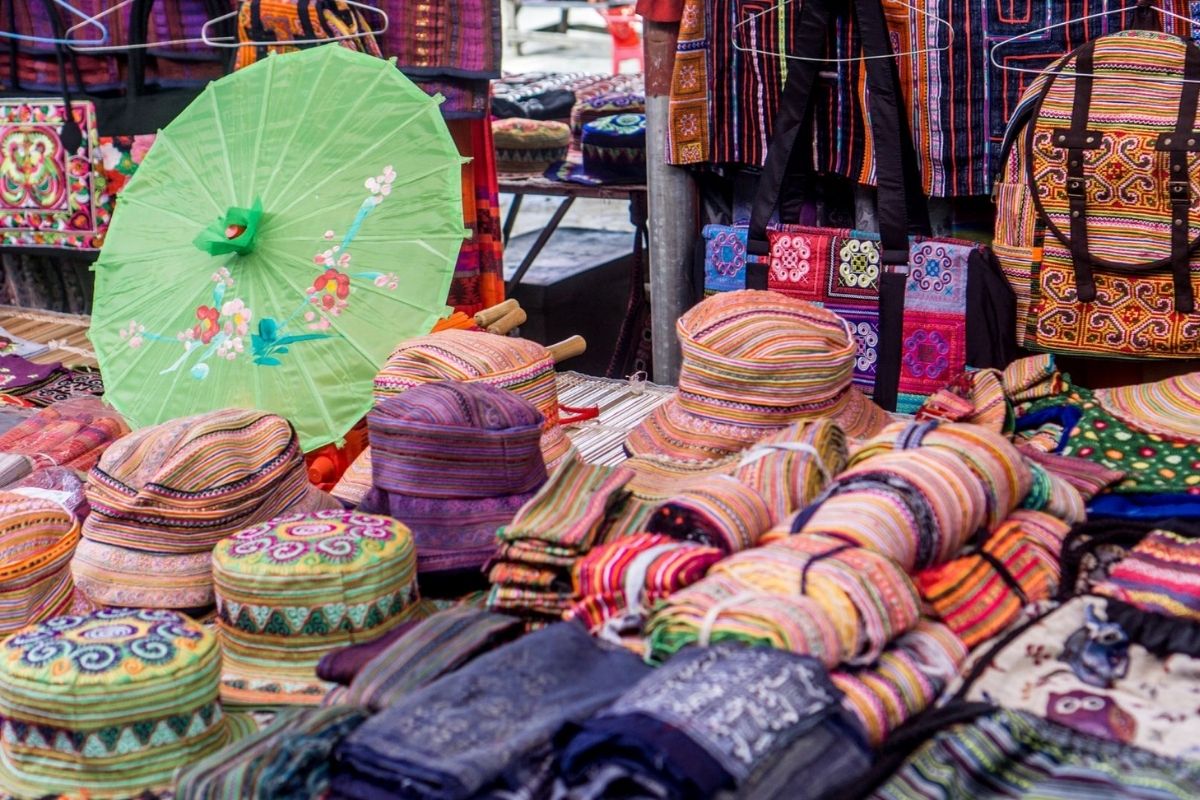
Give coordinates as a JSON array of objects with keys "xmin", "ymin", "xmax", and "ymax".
[{"xmin": 497, "ymin": 6, "xmax": 637, "ymax": 239}]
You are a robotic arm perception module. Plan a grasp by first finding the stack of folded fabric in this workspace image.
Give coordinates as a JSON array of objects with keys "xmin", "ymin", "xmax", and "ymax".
[
  {"xmin": 0, "ymin": 492, "xmax": 83, "ymax": 635},
  {"xmin": 554, "ymin": 644, "xmax": 868, "ymax": 800},
  {"xmin": 0, "ymin": 355, "xmax": 105, "ymax": 407},
  {"xmin": 0, "ymin": 608, "xmax": 251, "ymax": 799},
  {"xmin": 330, "ymin": 623, "xmax": 651, "ymax": 800},
  {"xmin": 487, "ymin": 458, "xmax": 634, "ymax": 626},
  {"xmin": 832, "ymin": 620, "xmax": 968, "ymax": 746},
  {"xmin": 567, "ymin": 532, "xmax": 724, "ymax": 638},
  {"xmin": 625, "ymin": 290, "xmax": 890, "ymax": 463},
  {"xmin": 0, "ymin": 397, "xmax": 129, "ymax": 484},
  {"xmin": 71, "ymin": 409, "xmax": 339, "ymax": 609},
  {"xmin": 212, "ymin": 510, "xmax": 421, "ymax": 707},
  {"xmin": 916, "ymin": 510, "xmax": 1070, "ymax": 648},
  {"xmin": 358, "ymin": 382, "xmax": 548, "ymax": 596}
]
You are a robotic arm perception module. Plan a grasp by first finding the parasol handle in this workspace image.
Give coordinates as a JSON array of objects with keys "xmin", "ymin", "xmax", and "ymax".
[
  {"xmin": 486, "ymin": 308, "xmax": 527, "ymax": 335},
  {"xmin": 548, "ymin": 335, "xmax": 586, "ymax": 363},
  {"xmin": 474, "ymin": 299, "xmax": 519, "ymax": 328}
]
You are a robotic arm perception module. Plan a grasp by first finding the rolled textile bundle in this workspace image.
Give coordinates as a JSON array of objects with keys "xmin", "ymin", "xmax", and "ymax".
[
  {"xmin": 645, "ymin": 474, "xmax": 773, "ymax": 554},
  {"xmin": 0, "ymin": 493, "xmax": 81, "ymax": 636},
  {"xmin": 916, "ymin": 511, "xmax": 1069, "ymax": 648},
  {"xmin": 567, "ymin": 533, "xmax": 724, "ymax": 635},
  {"xmin": 915, "ymin": 368, "xmax": 1008, "ymax": 433},
  {"xmin": 770, "ymin": 488, "xmax": 927, "ymax": 569},
  {"xmin": 212, "ymin": 510, "xmax": 421, "ymax": 707},
  {"xmin": 708, "ymin": 535, "xmax": 920, "ymax": 665},
  {"xmin": 1020, "ymin": 462, "xmax": 1087, "ymax": 526},
  {"xmin": 644, "ymin": 573, "xmax": 843, "ymax": 666},
  {"xmin": 830, "ymin": 448, "xmax": 989, "ymax": 568},
  {"xmin": 732, "ymin": 419, "xmax": 848, "ymax": 525},
  {"xmin": 0, "ymin": 396, "xmax": 129, "ymax": 476},
  {"xmin": 1002, "ymin": 353, "xmax": 1064, "ymax": 403},
  {"xmin": 832, "ymin": 619, "xmax": 968, "ymax": 746},
  {"xmin": 603, "ymin": 453, "xmax": 737, "ymax": 541},
  {"xmin": 74, "ymin": 409, "xmax": 339, "ymax": 609},
  {"xmin": 851, "ymin": 420, "xmax": 1032, "ymax": 528}
]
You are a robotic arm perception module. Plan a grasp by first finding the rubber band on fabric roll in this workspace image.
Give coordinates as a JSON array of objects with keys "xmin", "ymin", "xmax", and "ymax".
[
  {"xmin": 732, "ymin": 419, "xmax": 848, "ymax": 526},
  {"xmin": 646, "ymin": 475, "xmax": 772, "ymax": 554}
]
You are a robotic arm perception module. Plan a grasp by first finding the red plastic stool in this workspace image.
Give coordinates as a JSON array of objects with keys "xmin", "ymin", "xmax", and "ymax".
[{"xmin": 602, "ymin": 6, "xmax": 643, "ymax": 74}]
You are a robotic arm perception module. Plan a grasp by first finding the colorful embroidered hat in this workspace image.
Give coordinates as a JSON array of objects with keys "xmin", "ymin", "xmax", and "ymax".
[
  {"xmin": 570, "ymin": 91, "xmax": 646, "ymax": 135},
  {"xmin": 374, "ymin": 330, "xmax": 581, "ymax": 467},
  {"xmin": 0, "ymin": 608, "xmax": 253, "ymax": 799},
  {"xmin": 0, "ymin": 493, "xmax": 82, "ymax": 637},
  {"xmin": 212, "ymin": 510, "xmax": 420, "ymax": 707},
  {"xmin": 492, "ymin": 118, "xmax": 571, "ymax": 174},
  {"xmin": 625, "ymin": 291, "xmax": 890, "ymax": 462},
  {"xmin": 72, "ymin": 409, "xmax": 339, "ymax": 609},
  {"xmin": 549, "ymin": 113, "xmax": 647, "ymax": 186},
  {"xmin": 358, "ymin": 382, "xmax": 547, "ymax": 591},
  {"xmin": 1095, "ymin": 372, "xmax": 1200, "ymax": 444}
]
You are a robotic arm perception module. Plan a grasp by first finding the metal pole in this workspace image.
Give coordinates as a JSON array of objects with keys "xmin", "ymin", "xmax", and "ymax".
[{"xmin": 644, "ymin": 19, "xmax": 695, "ymax": 385}]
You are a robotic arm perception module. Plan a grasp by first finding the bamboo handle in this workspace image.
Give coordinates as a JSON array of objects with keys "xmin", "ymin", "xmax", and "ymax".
[
  {"xmin": 486, "ymin": 307, "xmax": 527, "ymax": 334},
  {"xmin": 474, "ymin": 299, "xmax": 519, "ymax": 328},
  {"xmin": 548, "ymin": 335, "xmax": 586, "ymax": 363}
]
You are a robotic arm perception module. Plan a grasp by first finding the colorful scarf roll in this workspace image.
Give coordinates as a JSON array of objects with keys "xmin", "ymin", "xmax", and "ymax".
[
  {"xmin": 778, "ymin": 488, "xmax": 926, "ymax": 569},
  {"xmin": 567, "ymin": 533, "xmax": 723, "ymax": 635},
  {"xmin": 831, "ymin": 620, "xmax": 967, "ymax": 746},
  {"xmin": 1094, "ymin": 529, "xmax": 1200, "ymax": 621},
  {"xmin": 732, "ymin": 419, "xmax": 848, "ymax": 525},
  {"xmin": 706, "ymin": 535, "xmax": 920, "ymax": 665},
  {"xmin": 916, "ymin": 510, "xmax": 1069, "ymax": 648},
  {"xmin": 0, "ymin": 396, "xmax": 129, "ymax": 473},
  {"xmin": 0, "ymin": 493, "xmax": 80, "ymax": 636},
  {"xmin": 646, "ymin": 475, "xmax": 772, "ymax": 554},
  {"xmin": 851, "ymin": 421, "xmax": 1031, "ymax": 529},
  {"xmin": 644, "ymin": 574, "xmax": 843, "ymax": 666},
  {"xmin": 1020, "ymin": 463, "xmax": 1087, "ymax": 526}
]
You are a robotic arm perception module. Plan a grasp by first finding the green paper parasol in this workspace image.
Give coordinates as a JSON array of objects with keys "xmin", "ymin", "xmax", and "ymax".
[{"xmin": 90, "ymin": 45, "xmax": 466, "ymax": 450}]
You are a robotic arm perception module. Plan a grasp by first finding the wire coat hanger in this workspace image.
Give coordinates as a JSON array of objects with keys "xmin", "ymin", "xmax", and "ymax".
[
  {"xmin": 990, "ymin": 0, "xmax": 1200, "ymax": 84},
  {"xmin": 1, "ymin": 0, "xmax": 108, "ymax": 45},
  {"xmin": 732, "ymin": 0, "xmax": 952, "ymax": 62},
  {"xmin": 66, "ymin": 0, "xmax": 235, "ymax": 52},
  {"xmin": 200, "ymin": 0, "xmax": 389, "ymax": 48}
]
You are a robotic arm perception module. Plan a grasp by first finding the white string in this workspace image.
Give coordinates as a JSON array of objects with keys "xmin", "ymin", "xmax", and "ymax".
[{"xmin": 738, "ymin": 441, "xmax": 831, "ymax": 483}]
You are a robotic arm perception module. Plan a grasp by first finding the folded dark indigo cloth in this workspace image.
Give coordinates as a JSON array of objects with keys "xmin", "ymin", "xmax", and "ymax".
[{"xmin": 330, "ymin": 622, "xmax": 651, "ymax": 800}]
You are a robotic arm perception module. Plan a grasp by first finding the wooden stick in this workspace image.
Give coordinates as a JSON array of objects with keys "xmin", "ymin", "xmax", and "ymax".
[
  {"xmin": 474, "ymin": 299, "xmax": 519, "ymax": 328},
  {"xmin": 486, "ymin": 307, "xmax": 527, "ymax": 334},
  {"xmin": 548, "ymin": 335, "xmax": 586, "ymax": 363}
]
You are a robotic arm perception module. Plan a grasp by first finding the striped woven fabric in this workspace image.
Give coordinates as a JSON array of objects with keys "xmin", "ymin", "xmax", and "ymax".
[
  {"xmin": 851, "ymin": 420, "xmax": 1032, "ymax": 529},
  {"xmin": 175, "ymin": 705, "xmax": 366, "ymax": 800},
  {"xmin": 567, "ymin": 533, "xmax": 723, "ymax": 635},
  {"xmin": 1018, "ymin": 448, "xmax": 1124, "ymax": 502},
  {"xmin": 213, "ymin": 510, "xmax": 421, "ymax": 707},
  {"xmin": 625, "ymin": 291, "xmax": 890, "ymax": 462},
  {"xmin": 872, "ymin": 708, "xmax": 1200, "ymax": 799},
  {"xmin": 646, "ymin": 475, "xmax": 772, "ymax": 554},
  {"xmin": 1095, "ymin": 529, "xmax": 1200, "ymax": 621},
  {"xmin": 1020, "ymin": 463, "xmax": 1087, "ymax": 527},
  {"xmin": 0, "ymin": 493, "xmax": 80, "ymax": 637},
  {"xmin": 917, "ymin": 510, "xmax": 1069, "ymax": 648},
  {"xmin": 0, "ymin": 609, "xmax": 249, "ymax": 799},
  {"xmin": 832, "ymin": 620, "xmax": 967, "ymax": 747},
  {"xmin": 75, "ymin": 409, "xmax": 338, "ymax": 609},
  {"xmin": 359, "ymin": 382, "xmax": 548, "ymax": 585},
  {"xmin": 341, "ymin": 606, "xmax": 523, "ymax": 712},
  {"xmin": 488, "ymin": 458, "xmax": 634, "ymax": 626},
  {"xmin": 374, "ymin": 330, "xmax": 578, "ymax": 467},
  {"xmin": 705, "ymin": 535, "xmax": 920, "ymax": 666},
  {"xmin": 603, "ymin": 454, "xmax": 737, "ymax": 540},
  {"xmin": 1002, "ymin": 354, "xmax": 1064, "ymax": 405},
  {"xmin": 0, "ymin": 396, "xmax": 129, "ymax": 472},
  {"xmin": 233, "ymin": 0, "xmax": 382, "ymax": 71},
  {"xmin": 1096, "ymin": 373, "xmax": 1200, "ymax": 444},
  {"xmin": 915, "ymin": 368, "xmax": 1008, "ymax": 433},
  {"xmin": 732, "ymin": 419, "xmax": 848, "ymax": 526}
]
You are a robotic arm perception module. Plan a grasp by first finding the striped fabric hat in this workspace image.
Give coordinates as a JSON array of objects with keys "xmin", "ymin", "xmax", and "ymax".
[
  {"xmin": 625, "ymin": 291, "xmax": 890, "ymax": 462},
  {"xmin": 358, "ymin": 382, "xmax": 548, "ymax": 589},
  {"xmin": 213, "ymin": 510, "xmax": 421, "ymax": 707},
  {"xmin": 0, "ymin": 608, "xmax": 253, "ymax": 799},
  {"xmin": 1095, "ymin": 372, "xmax": 1200, "ymax": 444},
  {"xmin": 0, "ymin": 493, "xmax": 81, "ymax": 637},
  {"xmin": 374, "ymin": 330, "xmax": 580, "ymax": 468},
  {"xmin": 73, "ymin": 409, "xmax": 339, "ymax": 609}
]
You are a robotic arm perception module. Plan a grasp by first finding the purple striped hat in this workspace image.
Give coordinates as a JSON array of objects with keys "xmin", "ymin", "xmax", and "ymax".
[{"xmin": 358, "ymin": 382, "xmax": 548, "ymax": 593}]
